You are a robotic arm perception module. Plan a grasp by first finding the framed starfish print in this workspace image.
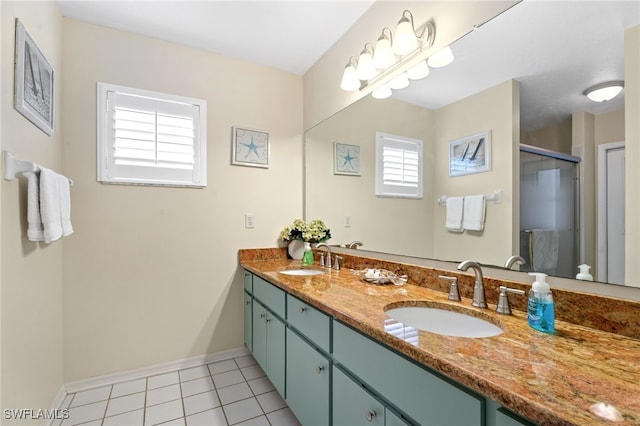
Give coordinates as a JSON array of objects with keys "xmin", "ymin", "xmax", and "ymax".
[
  {"xmin": 334, "ymin": 142, "xmax": 360, "ymax": 176},
  {"xmin": 232, "ymin": 126, "xmax": 269, "ymax": 168}
]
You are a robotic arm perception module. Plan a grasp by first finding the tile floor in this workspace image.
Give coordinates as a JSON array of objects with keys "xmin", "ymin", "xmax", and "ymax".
[{"xmin": 56, "ymin": 354, "xmax": 301, "ymax": 426}]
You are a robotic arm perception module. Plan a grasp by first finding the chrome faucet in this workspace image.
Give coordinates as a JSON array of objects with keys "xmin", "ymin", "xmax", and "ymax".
[
  {"xmin": 504, "ymin": 255, "xmax": 525, "ymax": 270},
  {"xmin": 348, "ymin": 241, "xmax": 363, "ymax": 249},
  {"xmin": 457, "ymin": 260, "xmax": 487, "ymax": 308},
  {"xmin": 316, "ymin": 243, "xmax": 332, "ymax": 269}
]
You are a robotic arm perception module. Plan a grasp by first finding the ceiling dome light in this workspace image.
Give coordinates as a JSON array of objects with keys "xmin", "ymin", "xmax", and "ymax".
[
  {"xmin": 356, "ymin": 43, "xmax": 376, "ymax": 80},
  {"xmin": 393, "ymin": 10, "xmax": 418, "ymax": 56},
  {"xmin": 427, "ymin": 46, "xmax": 454, "ymax": 68},
  {"xmin": 583, "ymin": 81, "xmax": 624, "ymax": 102},
  {"xmin": 407, "ymin": 60, "xmax": 430, "ymax": 80},
  {"xmin": 340, "ymin": 57, "xmax": 360, "ymax": 91},
  {"xmin": 373, "ymin": 28, "xmax": 395, "ymax": 69},
  {"xmin": 372, "ymin": 85, "xmax": 392, "ymax": 99}
]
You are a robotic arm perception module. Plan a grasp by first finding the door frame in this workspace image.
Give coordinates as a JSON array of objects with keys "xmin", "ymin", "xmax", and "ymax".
[{"xmin": 597, "ymin": 141, "xmax": 625, "ymax": 283}]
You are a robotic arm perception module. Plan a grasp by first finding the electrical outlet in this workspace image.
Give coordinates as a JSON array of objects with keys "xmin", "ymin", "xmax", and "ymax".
[
  {"xmin": 245, "ymin": 214, "xmax": 255, "ymax": 229},
  {"xmin": 345, "ymin": 215, "xmax": 352, "ymax": 227}
]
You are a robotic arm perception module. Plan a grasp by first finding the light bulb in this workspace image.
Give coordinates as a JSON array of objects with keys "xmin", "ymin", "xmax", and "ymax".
[
  {"xmin": 372, "ymin": 85, "xmax": 392, "ymax": 99},
  {"xmin": 373, "ymin": 29, "xmax": 395, "ymax": 69},
  {"xmin": 356, "ymin": 45, "xmax": 376, "ymax": 80},
  {"xmin": 407, "ymin": 61, "xmax": 430, "ymax": 80},
  {"xmin": 427, "ymin": 46, "xmax": 454, "ymax": 68},
  {"xmin": 393, "ymin": 11, "xmax": 418, "ymax": 56},
  {"xmin": 388, "ymin": 73, "xmax": 409, "ymax": 90},
  {"xmin": 340, "ymin": 61, "xmax": 360, "ymax": 91}
]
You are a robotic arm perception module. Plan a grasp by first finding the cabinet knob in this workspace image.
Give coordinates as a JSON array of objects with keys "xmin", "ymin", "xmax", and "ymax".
[
  {"xmin": 260, "ymin": 313, "xmax": 266, "ymax": 319},
  {"xmin": 365, "ymin": 410, "xmax": 377, "ymax": 423},
  {"xmin": 298, "ymin": 306, "xmax": 307, "ymax": 314},
  {"xmin": 245, "ymin": 300, "xmax": 251, "ymax": 305},
  {"xmin": 315, "ymin": 365, "xmax": 325, "ymax": 374},
  {"xmin": 265, "ymin": 317, "xmax": 271, "ymax": 323}
]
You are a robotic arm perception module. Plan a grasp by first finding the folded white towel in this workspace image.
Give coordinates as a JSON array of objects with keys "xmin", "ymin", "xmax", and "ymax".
[
  {"xmin": 39, "ymin": 167, "xmax": 73, "ymax": 243},
  {"xmin": 445, "ymin": 196, "xmax": 464, "ymax": 233},
  {"xmin": 24, "ymin": 171, "xmax": 45, "ymax": 241},
  {"xmin": 463, "ymin": 195, "xmax": 486, "ymax": 231}
]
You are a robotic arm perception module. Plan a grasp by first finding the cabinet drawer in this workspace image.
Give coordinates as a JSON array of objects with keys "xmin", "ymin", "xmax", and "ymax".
[
  {"xmin": 253, "ymin": 276, "xmax": 285, "ymax": 318},
  {"xmin": 286, "ymin": 295, "xmax": 331, "ymax": 353},
  {"xmin": 243, "ymin": 270, "xmax": 252, "ymax": 293},
  {"xmin": 334, "ymin": 321, "xmax": 483, "ymax": 426}
]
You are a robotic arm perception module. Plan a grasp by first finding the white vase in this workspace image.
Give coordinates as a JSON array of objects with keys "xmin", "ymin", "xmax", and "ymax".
[{"xmin": 287, "ymin": 240, "xmax": 304, "ymax": 260}]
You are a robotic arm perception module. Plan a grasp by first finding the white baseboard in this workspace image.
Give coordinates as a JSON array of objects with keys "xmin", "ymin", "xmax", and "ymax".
[{"xmin": 63, "ymin": 346, "xmax": 249, "ymax": 395}]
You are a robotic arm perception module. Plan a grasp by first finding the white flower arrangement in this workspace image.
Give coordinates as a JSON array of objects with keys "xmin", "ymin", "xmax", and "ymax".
[{"xmin": 280, "ymin": 218, "xmax": 331, "ymax": 244}]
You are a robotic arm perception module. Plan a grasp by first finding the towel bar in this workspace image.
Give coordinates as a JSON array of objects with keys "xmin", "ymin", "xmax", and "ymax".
[
  {"xmin": 3, "ymin": 151, "xmax": 73, "ymax": 186},
  {"xmin": 437, "ymin": 189, "xmax": 501, "ymax": 206}
]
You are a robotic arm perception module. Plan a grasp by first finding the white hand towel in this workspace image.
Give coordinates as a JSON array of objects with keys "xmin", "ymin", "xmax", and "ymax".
[
  {"xmin": 463, "ymin": 195, "xmax": 486, "ymax": 231},
  {"xmin": 39, "ymin": 167, "xmax": 73, "ymax": 243},
  {"xmin": 24, "ymin": 171, "xmax": 45, "ymax": 241},
  {"xmin": 445, "ymin": 197, "xmax": 464, "ymax": 233}
]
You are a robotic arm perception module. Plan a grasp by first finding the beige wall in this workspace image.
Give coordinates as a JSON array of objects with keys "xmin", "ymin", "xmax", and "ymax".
[
  {"xmin": 61, "ymin": 19, "xmax": 303, "ymax": 381},
  {"xmin": 521, "ymin": 118, "xmax": 572, "ymax": 154},
  {"xmin": 625, "ymin": 25, "xmax": 640, "ymax": 286},
  {"xmin": 595, "ymin": 108, "xmax": 625, "ymax": 146},
  {"xmin": 303, "ymin": 1, "xmax": 518, "ymax": 130},
  {"xmin": 305, "ymin": 97, "xmax": 434, "ymax": 257},
  {"xmin": 1, "ymin": 0, "xmax": 64, "ymax": 419},
  {"xmin": 433, "ymin": 80, "xmax": 519, "ymax": 265}
]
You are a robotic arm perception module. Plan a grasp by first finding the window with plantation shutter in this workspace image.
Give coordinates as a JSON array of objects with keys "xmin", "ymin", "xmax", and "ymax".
[
  {"xmin": 97, "ymin": 83, "xmax": 207, "ymax": 187},
  {"xmin": 375, "ymin": 132, "xmax": 423, "ymax": 198}
]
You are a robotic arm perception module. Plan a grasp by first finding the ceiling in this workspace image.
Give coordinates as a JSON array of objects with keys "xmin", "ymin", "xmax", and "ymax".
[
  {"xmin": 56, "ymin": 1, "xmax": 639, "ymax": 132},
  {"xmin": 55, "ymin": 0, "xmax": 375, "ymax": 75}
]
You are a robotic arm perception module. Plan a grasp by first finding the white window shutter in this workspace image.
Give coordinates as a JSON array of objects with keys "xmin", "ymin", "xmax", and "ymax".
[
  {"xmin": 375, "ymin": 132, "xmax": 423, "ymax": 198},
  {"xmin": 98, "ymin": 83, "xmax": 207, "ymax": 187}
]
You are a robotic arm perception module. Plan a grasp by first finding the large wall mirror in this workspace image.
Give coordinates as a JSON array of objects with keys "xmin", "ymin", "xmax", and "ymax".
[{"xmin": 304, "ymin": 1, "xmax": 640, "ymax": 299}]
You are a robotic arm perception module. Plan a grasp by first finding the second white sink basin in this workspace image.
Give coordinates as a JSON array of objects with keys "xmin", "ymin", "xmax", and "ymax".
[
  {"xmin": 278, "ymin": 269, "xmax": 325, "ymax": 276},
  {"xmin": 385, "ymin": 306, "xmax": 503, "ymax": 338}
]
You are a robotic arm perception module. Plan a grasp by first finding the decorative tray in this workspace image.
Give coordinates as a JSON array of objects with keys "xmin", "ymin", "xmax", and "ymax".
[{"xmin": 351, "ymin": 268, "xmax": 408, "ymax": 286}]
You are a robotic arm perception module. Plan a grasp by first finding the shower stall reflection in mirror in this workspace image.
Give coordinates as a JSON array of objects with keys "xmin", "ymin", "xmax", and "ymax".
[{"xmin": 519, "ymin": 145, "xmax": 581, "ymax": 280}]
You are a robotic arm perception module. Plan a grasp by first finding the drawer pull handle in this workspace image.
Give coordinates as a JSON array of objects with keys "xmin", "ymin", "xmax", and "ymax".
[
  {"xmin": 365, "ymin": 410, "xmax": 377, "ymax": 422},
  {"xmin": 315, "ymin": 365, "xmax": 325, "ymax": 374},
  {"xmin": 298, "ymin": 307, "xmax": 307, "ymax": 314}
]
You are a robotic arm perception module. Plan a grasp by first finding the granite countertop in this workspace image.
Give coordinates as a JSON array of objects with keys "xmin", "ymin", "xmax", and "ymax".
[{"xmin": 240, "ymin": 250, "xmax": 640, "ymax": 426}]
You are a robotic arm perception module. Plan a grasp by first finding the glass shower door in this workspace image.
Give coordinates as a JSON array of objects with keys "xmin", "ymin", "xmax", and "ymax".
[{"xmin": 520, "ymin": 148, "xmax": 579, "ymax": 279}]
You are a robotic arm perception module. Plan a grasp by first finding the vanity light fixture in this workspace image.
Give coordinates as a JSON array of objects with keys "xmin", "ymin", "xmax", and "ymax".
[
  {"xmin": 583, "ymin": 81, "xmax": 624, "ymax": 102},
  {"xmin": 339, "ymin": 9, "xmax": 452, "ymax": 99}
]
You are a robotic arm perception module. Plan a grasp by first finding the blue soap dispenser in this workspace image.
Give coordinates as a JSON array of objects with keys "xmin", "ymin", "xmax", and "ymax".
[{"xmin": 527, "ymin": 272, "xmax": 555, "ymax": 334}]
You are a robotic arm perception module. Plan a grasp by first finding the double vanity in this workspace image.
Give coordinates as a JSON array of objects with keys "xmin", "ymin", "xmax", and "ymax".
[{"xmin": 239, "ymin": 247, "xmax": 640, "ymax": 425}]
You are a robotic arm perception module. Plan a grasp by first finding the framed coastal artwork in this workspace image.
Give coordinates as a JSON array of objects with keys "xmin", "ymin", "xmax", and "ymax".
[
  {"xmin": 334, "ymin": 142, "xmax": 361, "ymax": 176},
  {"xmin": 449, "ymin": 131, "xmax": 491, "ymax": 177},
  {"xmin": 231, "ymin": 126, "xmax": 270, "ymax": 168},
  {"xmin": 14, "ymin": 19, "xmax": 55, "ymax": 136}
]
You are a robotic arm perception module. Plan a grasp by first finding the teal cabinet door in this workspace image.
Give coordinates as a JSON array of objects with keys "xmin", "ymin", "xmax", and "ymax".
[
  {"xmin": 243, "ymin": 270, "xmax": 253, "ymax": 293},
  {"xmin": 252, "ymin": 302, "xmax": 267, "ymax": 370},
  {"xmin": 286, "ymin": 329, "xmax": 330, "ymax": 426},
  {"xmin": 333, "ymin": 367, "xmax": 385, "ymax": 426},
  {"xmin": 244, "ymin": 291, "xmax": 252, "ymax": 351},
  {"xmin": 266, "ymin": 313, "xmax": 286, "ymax": 398},
  {"xmin": 251, "ymin": 300, "xmax": 286, "ymax": 398}
]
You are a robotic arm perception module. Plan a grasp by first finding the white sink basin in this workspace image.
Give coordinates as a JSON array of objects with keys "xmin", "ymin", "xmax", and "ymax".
[
  {"xmin": 278, "ymin": 269, "xmax": 325, "ymax": 276},
  {"xmin": 385, "ymin": 306, "xmax": 503, "ymax": 338}
]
